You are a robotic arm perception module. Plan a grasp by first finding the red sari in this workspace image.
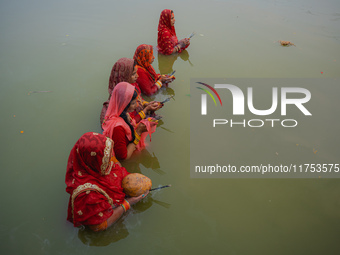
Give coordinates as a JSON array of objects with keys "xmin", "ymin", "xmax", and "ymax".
[
  {"xmin": 65, "ymin": 132, "xmax": 130, "ymax": 228},
  {"xmin": 133, "ymin": 44, "xmax": 162, "ymax": 96},
  {"xmin": 157, "ymin": 9, "xmax": 189, "ymax": 55}
]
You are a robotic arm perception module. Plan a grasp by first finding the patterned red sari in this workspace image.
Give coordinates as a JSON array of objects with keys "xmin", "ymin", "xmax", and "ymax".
[
  {"xmin": 65, "ymin": 132, "xmax": 130, "ymax": 227},
  {"xmin": 133, "ymin": 44, "xmax": 162, "ymax": 96},
  {"xmin": 157, "ymin": 9, "xmax": 189, "ymax": 55}
]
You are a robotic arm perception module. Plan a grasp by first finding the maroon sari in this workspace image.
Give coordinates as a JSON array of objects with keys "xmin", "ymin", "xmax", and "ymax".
[{"xmin": 100, "ymin": 58, "xmax": 135, "ymax": 124}]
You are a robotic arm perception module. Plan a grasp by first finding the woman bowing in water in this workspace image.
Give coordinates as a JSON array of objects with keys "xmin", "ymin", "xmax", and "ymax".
[
  {"xmin": 65, "ymin": 132, "xmax": 148, "ymax": 231},
  {"xmin": 157, "ymin": 9, "xmax": 190, "ymax": 55}
]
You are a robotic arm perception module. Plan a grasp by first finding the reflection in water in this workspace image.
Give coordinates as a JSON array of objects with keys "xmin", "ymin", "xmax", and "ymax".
[
  {"xmin": 149, "ymin": 197, "xmax": 171, "ymax": 209},
  {"xmin": 145, "ymin": 84, "xmax": 175, "ymax": 103},
  {"xmin": 121, "ymin": 149, "xmax": 165, "ymax": 175},
  {"xmin": 78, "ymin": 219, "xmax": 129, "ymax": 246},
  {"xmin": 159, "ymin": 126, "xmax": 175, "ymax": 134},
  {"xmin": 77, "ymin": 196, "xmax": 169, "ymax": 246},
  {"xmin": 2, "ymin": 0, "xmax": 339, "ymax": 253},
  {"xmin": 157, "ymin": 50, "xmax": 191, "ymax": 74}
]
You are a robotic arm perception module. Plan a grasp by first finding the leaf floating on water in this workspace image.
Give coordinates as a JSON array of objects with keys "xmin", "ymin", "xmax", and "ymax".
[
  {"xmin": 278, "ymin": 40, "xmax": 295, "ymax": 47},
  {"xmin": 28, "ymin": 91, "xmax": 53, "ymax": 95}
]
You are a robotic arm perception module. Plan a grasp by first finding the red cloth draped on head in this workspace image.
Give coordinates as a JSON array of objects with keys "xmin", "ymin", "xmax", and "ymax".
[
  {"xmin": 108, "ymin": 58, "xmax": 135, "ymax": 95},
  {"xmin": 102, "ymin": 82, "xmax": 135, "ymax": 140},
  {"xmin": 133, "ymin": 44, "xmax": 160, "ymax": 82},
  {"xmin": 100, "ymin": 58, "xmax": 135, "ymax": 124},
  {"xmin": 102, "ymin": 82, "xmax": 157, "ymax": 151},
  {"xmin": 157, "ymin": 9, "xmax": 179, "ymax": 55},
  {"xmin": 65, "ymin": 132, "xmax": 130, "ymax": 227}
]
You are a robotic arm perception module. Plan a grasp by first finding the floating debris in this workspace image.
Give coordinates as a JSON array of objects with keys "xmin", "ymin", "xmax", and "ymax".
[
  {"xmin": 321, "ymin": 72, "xmax": 323, "ymax": 74},
  {"xmin": 275, "ymin": 152, "xmax": 279, "ymax": 156},
  {"xmin": 313, "ymin": 148, "xmax": 317, "ymax": 154},
  {"xmin": 28, "ymin": 91, "xmax": 52, "ymax": 95},
  {"xmin": 199, "ymin": 34, "xmax": 204, "ymax": 36},
  {"xmin": 20, "ymin": 131, "xmax": 24, "ymax": 134},
  {"xmin": 278, "ymin": 40, "xmax": 295, "ymax": 47}
]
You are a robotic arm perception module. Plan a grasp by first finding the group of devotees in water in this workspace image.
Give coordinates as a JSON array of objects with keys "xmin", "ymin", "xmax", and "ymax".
[{"xmin": 65, "ymin": 9, "xmax": 191, "ymax": 231}]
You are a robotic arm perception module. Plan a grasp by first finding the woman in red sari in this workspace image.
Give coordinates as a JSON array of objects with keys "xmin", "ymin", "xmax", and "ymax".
[
  {"xmin": 100, "ymin": 58, "xmax": 160, "ymax": 125},
  {"xmin": 133, "ymin": 44, "xmax": 174, "ymax": 96},
  {"xmin": 102, "ymin": 82, "xmax": 157, "ymax": 160},
  {"xmin": 65, "ymin": 132, "xmax": 148, "ymax": 231},
  {"xmin": 157, "ymin": 9, "xmax": 190, "ymax": 55}
]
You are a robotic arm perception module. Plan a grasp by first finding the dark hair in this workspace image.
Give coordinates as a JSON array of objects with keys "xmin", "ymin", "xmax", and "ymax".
[{"xmin": 120, "ymin": 90, "xmax": 138, "ymax": 142}]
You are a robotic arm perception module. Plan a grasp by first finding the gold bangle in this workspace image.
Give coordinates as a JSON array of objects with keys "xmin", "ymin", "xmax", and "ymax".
[
  {"xmin": 138, "ymin": 111, "xmax": 146, "ymax": 119},
  {"xmin": 134, "ymin": 130, "xmax": 141, "ymax": 140},
  {"xmin": 133, "ymin": 130, "xmax": 141, "ymax": 145}
]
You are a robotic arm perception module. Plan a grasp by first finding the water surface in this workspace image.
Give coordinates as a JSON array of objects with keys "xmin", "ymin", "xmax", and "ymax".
[{"xmin": 1, "ymin": 0, "xmax": 340, "ymax": 254}]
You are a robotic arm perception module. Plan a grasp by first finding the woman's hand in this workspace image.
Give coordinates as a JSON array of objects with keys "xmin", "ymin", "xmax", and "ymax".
[
  {"xmin": 135, "ymin": 122, "xmax": 147, "ymax": 135},
  {"xmin": 178, "ymin": 38, "xmax": 190, "ymax": 48},
  {"xmin": 126, "ymin": 191, "xmax": 149, "ymax": 205},
  {"xmin": 160, "ymin": 75, "xmax": 173, "ymax": 83},
  {"xmin": 144, "ymin": 102, "xmax": 160, "ymax": 112},
  {"xmin": 183, "ymin": 38, "xmax": 190, "ymax": 45}
]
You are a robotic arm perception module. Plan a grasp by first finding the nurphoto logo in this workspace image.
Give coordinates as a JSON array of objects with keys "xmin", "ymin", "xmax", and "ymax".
[{"xmin": 196, "ymin": 82, "xmax": 312, "ymax": 128}]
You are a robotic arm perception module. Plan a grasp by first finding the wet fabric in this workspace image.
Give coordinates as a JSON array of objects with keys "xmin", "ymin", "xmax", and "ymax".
[{"xmin": 65, "ymin": 132, "xmax": 130, "ymax": 227}]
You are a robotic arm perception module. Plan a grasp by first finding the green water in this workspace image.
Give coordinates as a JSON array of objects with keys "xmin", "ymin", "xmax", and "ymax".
[{"xmin": 1, "ymin": 0, "xmax": 340, "ymax": 254}]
